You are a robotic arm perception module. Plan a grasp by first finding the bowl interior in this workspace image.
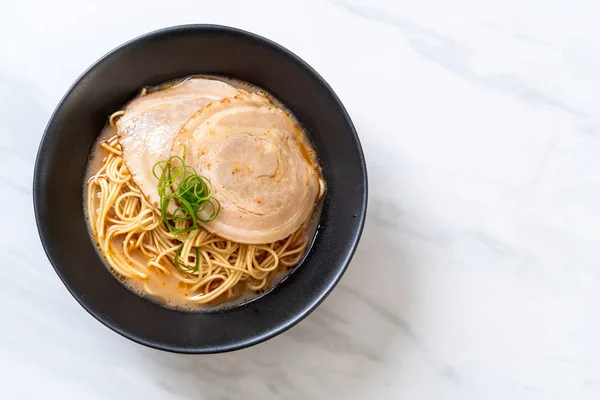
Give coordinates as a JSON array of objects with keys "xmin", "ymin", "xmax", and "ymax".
[{"xmin": 34, "ymin": 25, "xmax": 367, "ymax": 353}]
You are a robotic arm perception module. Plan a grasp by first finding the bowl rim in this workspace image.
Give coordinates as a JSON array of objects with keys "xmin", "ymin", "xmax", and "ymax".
[{"xmin": 33, "ymin": 24, "xmax": 368, "ymax": 353}]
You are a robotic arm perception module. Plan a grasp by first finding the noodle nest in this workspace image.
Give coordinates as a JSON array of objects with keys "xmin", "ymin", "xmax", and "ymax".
[{"xmin": 87, "ymin": 135, "xmax": 308, "ymax": 306}]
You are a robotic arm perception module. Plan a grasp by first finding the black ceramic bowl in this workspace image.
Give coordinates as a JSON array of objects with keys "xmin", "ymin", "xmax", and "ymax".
[{"xmin": 34, "ymin": 25, "xmax": 367, "ymax": 353}]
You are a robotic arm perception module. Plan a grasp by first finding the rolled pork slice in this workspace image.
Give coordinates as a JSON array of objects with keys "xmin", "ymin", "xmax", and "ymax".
[
  {"xmin": 171, "ymin": 93, "xmax": 320, "ymax": 244},
  {"xmin": 116, "ymin": 78, "xmax": 240, "ymax": 207}
]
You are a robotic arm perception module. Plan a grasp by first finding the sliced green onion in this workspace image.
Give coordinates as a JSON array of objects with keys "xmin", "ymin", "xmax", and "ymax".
[
  {"xmin": 173, "ymin": 245, "xmax": 200, "ymax": 274},
  {"xmin": 152, "ymin": 148, "xmax": 221, "ymax": 238}
]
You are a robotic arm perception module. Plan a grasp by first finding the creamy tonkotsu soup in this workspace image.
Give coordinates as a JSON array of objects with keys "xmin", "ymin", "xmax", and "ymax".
[{"xmin": 85, "ymin": 76, "xmax": 324, "ymax": 311}]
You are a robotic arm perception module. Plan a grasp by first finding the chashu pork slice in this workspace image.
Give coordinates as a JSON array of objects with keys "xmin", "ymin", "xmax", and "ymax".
[
  {"xmin": 171, "ymin": 93, "xmax": 321, "ymax": 244},
  {"xmin": 116, "ymin": 78, "xmax": 240, "ymax": 207}
]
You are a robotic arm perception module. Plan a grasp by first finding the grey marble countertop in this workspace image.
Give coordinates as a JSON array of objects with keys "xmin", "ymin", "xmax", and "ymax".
[{"xmin": 2, "ymin": 0, "xmax": 599, "ymax": 398}]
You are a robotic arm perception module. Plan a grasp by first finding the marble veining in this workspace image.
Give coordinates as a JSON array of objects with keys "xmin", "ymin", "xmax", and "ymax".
[{"xmin": 2, "ymin": 0, "xmax": 600, "ymax": 398}]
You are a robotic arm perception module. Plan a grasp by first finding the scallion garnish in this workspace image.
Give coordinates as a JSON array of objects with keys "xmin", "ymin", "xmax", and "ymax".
[
  {"xmin": 173, "ymin": 245, "xmax": 200, "ymax": 274},
  {"xmin": 152, "ymin": 148, "xmax": 220, "ymax": 238}
]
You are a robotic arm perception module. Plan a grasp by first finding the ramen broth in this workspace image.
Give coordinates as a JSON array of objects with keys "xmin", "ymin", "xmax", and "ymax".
[{"xmin": 85, "ymin": 75, "xmax": 323, "ymax": 311}]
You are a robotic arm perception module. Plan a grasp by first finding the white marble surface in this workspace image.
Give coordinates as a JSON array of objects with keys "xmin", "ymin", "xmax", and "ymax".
[{"xmin": 2, "ymin": 0, "xmax": 600, "ymax": 398}]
